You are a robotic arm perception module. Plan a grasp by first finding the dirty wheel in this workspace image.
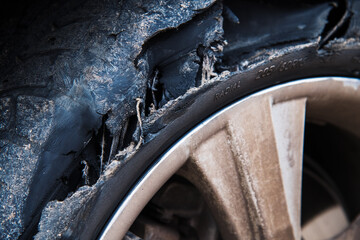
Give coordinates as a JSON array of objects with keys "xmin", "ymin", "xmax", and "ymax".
[
  {"xmin": 100, "ymin": 77, "xmax": 360, "ymax": 240},
  {"xmin": 1, "ymin": 0, "xmax": 360, "ymax": 240}
]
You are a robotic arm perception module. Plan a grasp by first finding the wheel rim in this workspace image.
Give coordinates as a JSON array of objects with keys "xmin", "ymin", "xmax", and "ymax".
[{"xmin": 99, "ymin": 77, "xmax": 360, "ymax": 240}]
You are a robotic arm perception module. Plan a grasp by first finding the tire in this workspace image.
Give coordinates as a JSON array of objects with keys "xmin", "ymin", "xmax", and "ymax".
[{"xmin": 1, "ymin": 0, "xmax": 360, "ymax": 239}]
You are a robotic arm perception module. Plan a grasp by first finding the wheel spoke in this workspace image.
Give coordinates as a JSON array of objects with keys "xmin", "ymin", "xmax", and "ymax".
[
  {"xmin": 179, "ymin": 129, "xmax": 255, "ymax": 239},
  {"xmin": 271, "ymin": 98, "xmax": 307, "ymax": 240},
  {"xmin": 180, "ymin": 95, "xmax": 307, "ymax": 240}
]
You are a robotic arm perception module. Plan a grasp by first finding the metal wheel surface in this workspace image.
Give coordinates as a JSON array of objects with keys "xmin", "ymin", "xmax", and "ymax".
[{"xmin": 99, "ymin": 77, "xmax": 360, "ymax": 240}]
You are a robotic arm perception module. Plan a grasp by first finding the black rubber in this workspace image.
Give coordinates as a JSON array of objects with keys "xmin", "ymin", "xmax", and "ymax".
[
  {"xmin": 0, "ymin": 0, "xmax": 359, "ymax": 239},
  {"xmin": 83, "ymin": 46, "xmax": 360, "ymax": 240}
]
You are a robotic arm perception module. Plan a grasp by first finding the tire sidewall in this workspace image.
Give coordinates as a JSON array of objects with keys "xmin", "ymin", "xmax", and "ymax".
[{"xmin": 75, "ymin": 41, "xmax": 360, "ymax": 239}]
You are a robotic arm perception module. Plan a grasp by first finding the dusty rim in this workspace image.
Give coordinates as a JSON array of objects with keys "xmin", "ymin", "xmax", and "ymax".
[{"xmin": 100, "ymin": 77, "xmax": 360, "ymax": 240}]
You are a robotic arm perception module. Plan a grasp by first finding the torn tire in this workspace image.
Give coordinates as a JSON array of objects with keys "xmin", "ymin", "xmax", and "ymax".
[{"xmin": 0, "ymin": 0, "xmax": 360, "ymax": 239}]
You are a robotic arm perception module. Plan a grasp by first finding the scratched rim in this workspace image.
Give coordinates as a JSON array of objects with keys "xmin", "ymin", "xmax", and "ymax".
[{"xmin": 99, "ymin": 77, "xmax": 360, "ymax": 240}]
